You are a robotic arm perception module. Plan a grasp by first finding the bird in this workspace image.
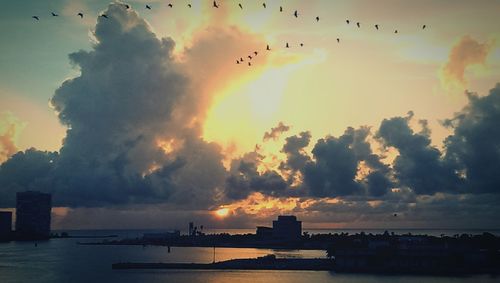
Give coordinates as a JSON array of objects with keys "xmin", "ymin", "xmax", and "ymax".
[
  {"xmin": 51, "ymin": 12, "xmax": 58, "ymax": 17},
  {"xmin": 286, "ymin": 42, "xmax": 290, "ymax": 48},
  {"xmin": 32, "ymin": 16, "xmax": 40, "ymax": 21},
  {"xmin": 248, "ymin": 55, "xmax": 253, "ymax": 60},
  {"xmin": 146, "ymin": 5, "xmax": 151, "ymax": 10},
  {"xmin": 123, "ymin": 4, "xmax": 130, "ymax": 9},
  {"xmin": 262, "ymin": 3, "xmax": 266, "ymax": 8},
  {"xmin": 393, "ymin": 213, "xmax": 397, "ymax": 217},
  {"xmin": 300, "ymin": 43, "xmax": 304, "ymax": 47},
  {"xmin": 279, "ymin": 6, "xmax": 283, "ymax": 12},
  {"xmin": 293, "ymin": 10, "xmax": 298, "ymax": 18},
  {"xmin": 188, "ymin": 4, "xmax": 192, "ymax": 8},
  {"xmin": 266, "ymin": 45, "xmax": 271, "ymax": 51},
  {"xmin": 239, "ymin": 3, "xmax": 243, "ymax": 9},
  {"xmin": 356, "ymin": 22, "xmax": 360, "ymax": 28},
  {"xmin": 346, "ymin": 19, "xmax": 350, "ymax": 24},
  {"xmin": 316, "ymin": 16, "xmax": 320, "ymax": 22},
  {"xmin": 254, "ymin": 51, "xmax": 258, "ymax": 56},
  {"xmin": 100, "ymin": 14, "xmax": 108, "ymax": 19},
  {"xmin": 248, "ymin": 62, "xmax": 251, "ymax": 66},
  {"xmin": 394, "ymin": 29, "xmax": 398, "ymax": 34},
  {"xmin": 168, "ymin": 3, "xmax": 173, "ymax": 8},
  {"xmin": 422, "ymin": 25, "xmax": 426, "ymax": 30},
  {"xmin": 375, "ymin": 24, "xmax": 379, "ymax": 30},
  {"xmin": 213, "ymin": 1, "xmax": 219, "ymax": 8},
  {"xmin": 337, "ymin": 38, "xmax": 340, "ymax": 43},
  {"xmin": 237, "ymin": 60, "xmax": 240, "ymax": 64},
  {"xmin": 77, "ymin": 12, "xmax": 83, "ymax": 18},
  {"xmin": 240, "ymin": 57, "xmax": 244, "ymax": 62}
]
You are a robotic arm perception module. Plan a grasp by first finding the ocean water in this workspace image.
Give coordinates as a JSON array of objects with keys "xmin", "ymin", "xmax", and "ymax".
[{"xmin": 0, "ymin": 229, "xmax": 498, "ymax": 283}]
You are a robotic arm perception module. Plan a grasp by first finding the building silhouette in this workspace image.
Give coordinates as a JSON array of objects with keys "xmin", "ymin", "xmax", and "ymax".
[
  {"xmin": 0, "ymin": 211, "xmax": 12, "ymax": 241},
  {"xmin": 15, "ymin": 191, "xmax": 52, "ymax": 240},
  {"xmin": 272, "ymin": 215, "xmax": 302, "ymax": 240}
]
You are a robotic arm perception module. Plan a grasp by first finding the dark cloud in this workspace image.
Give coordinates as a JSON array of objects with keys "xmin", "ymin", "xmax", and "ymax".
[
  {"xmin": 279, "ymin": 131, "xmax": 312, "ymax": 173},
  {"xmin": 376, "ymin": 112, "xmax": 460, "ymax": 195},
  {"xmin": 263, "ymin": 122, "xmax": 290, "ymax": 141},
  {"xmin": 443, "ymin": 84, "xmax": 500, "ymax": 193}
]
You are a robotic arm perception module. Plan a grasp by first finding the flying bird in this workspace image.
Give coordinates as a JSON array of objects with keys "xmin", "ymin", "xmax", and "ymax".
[
  {"xmin": 346, "ymin": 19, "xmax": 350, "ymax": 24},
  {"xmin": 100, "ymin": 14, "xmax": 108, "ymax": 19},
  {"xmin": 393, "ymin": 213, "xmax": 398, "ymax": 217},
  {"xmin": 248, "ymin": 55, "xmax": 253, "ymax": 60},
  {"xmin": 123, "ymin": 4, "xmax": 130, "ymax": 9},
  {"xmin": 239, "ymin": 3, "xmax": 243, "ymax": 9},
  {"xmin": 316, "ymin": 16, "xmax": 320, "ymax": 22},
  {"xmin": 240, "ymin": 57, "xmax": 244, "ymax": 62},
  {"xmin": 248, "ymin": 62, "xmax": 251, "ymax": 66},
  {"xmin": 394, "ymin": 29, "xmax": 398, "ymax": 34},
  {"xmin": 77, "ymin": 12, "xmax": 83, "ymax": 18},
  {"xmin": 300, "ymin": 43, "xmax": 304, "ymax": 47},
  {"xmin": 254, "ymin": 51, "xmax": 258, "ymax": 56},
  {"xmin": 213, "ymin": 1, "xmax": 219, "ymax": 8},
  {"xmin": 375, "ymin": 24, "xmax": 379, "ymax": 30},
  {"xmin": 188, "ymin": 4, "xmax": 192, "ymax": 8},
  {"xmin": 266, "ymin": 44, "xmax": 270, "ymax": 51},
  {"xmin": 422, "ymin": 25, "xmax": 426, "ymax": 30},
  {"xmin": 168, "ymin": 3, "xmax": 173, "ymax": 8},
  {"xmin": 146, "ymin": 5, "xmax": 151, "ymax": 10},
  {"xmin": 286, "ymin": 42, "xmax": 290, "ymax": 48},
  {"xmin": 262, "ymin": 3, "xmax": 266, "ymax": 8},
  {"xmin": 337, "ymin": 38, "xmax": 340, "ymax": 43},
  {"xmin": 237, "ymin": 60, "xmax": 240, "ymax": 64},
  {"xmin": 32, "ymin": 16, "xmax": 40, "ymax": 21},
  {"xmin": 293, "ymin": 10, "xmax": 298, "ymax": 18},
  {"xmin": 356, "ymin": 22, "xmax": 360, "ymax": 28},
  {"xmin": 280, "ymin": 6, "xmax": 283, "ymax": 12},
  {"xmin": 51, "ymin": 12, "xmax": 58, "ymax": 17}
]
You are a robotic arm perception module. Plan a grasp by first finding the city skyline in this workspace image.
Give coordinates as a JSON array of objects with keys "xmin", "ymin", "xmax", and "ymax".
[{"xmin": 1, "ymin": 0, "xmax": 500, "ymax": 230}]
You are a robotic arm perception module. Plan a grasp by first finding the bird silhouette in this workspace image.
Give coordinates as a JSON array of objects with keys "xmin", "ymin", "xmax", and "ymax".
[
  {"xmin": 237, "ymin": 60, "xmax": 240, "ymax": 64},
  {"xmin": 286, "ymin": 42, "xmax": 290, "ymax": 48},
  {"xmin": 123, "ymin": 4, "xmax": 130, "ymax": 9},
  {"xmin": 254, "ymin": 51, "xmax": 258, "ymax": 56},
  {"xmin": 100, "ymin": 14, "xmax": 108, "ymax": 19},
  {"xmin": 375, "ymin": 24, "xmax": 379, "ymax": 30},
  {"xmin": 316, "ymin": 16, "xmax": 320, "ymax": 22},
  {"xmin": 168, "ymin": 3, "xmax": 173, "ymax": 8},
  {"xmin": 263, "ymin": 3, "xmax": 266, "ymax": 8},
  {"xmin": 300, "ymin": 43, "xmax": 304, "ymax": 47},
  {"xmin": 213, "ymin": 1, "xmax": 219, "ymax": 8},
  {"xmin": 51, "ymin": 12, "xmax": 58, "ymax": 17},
  {"xmin": 146, "ymin": 5, "xmax": 151, "ymax": 10},
  {"xmin": 280, "ymin": 6, "xmax": 283, "ymax": 12},
  {"xmin": 337, "ymin": 38, "xmax": 340, "ymax": 43},
  {"xmin": 422, "ymin": 25, "xmax": 426, "ymax": 30},
  {"xmin": 294, "ymin": 10, "xmax": 298, "ymax": 18},
  {"xmin": 240, "ymin": 57, "xmax": 244, "ymax": 62},
  {"xmin": 32, "ymin": 16, "xmax": 40, "ymax": 21},
  {"xmin": 394, "ymin": 29, "xmax": 398, "ymax": 34},
  {"xmin": 239, "ymin": 3, "xmax": 243, "ymax": 9},
  {"xmin": 188, "ymin": 4, "xmax": 192, "ymax": 8},
  {"xmin": 248, "ymin": 62, "xmax": 251, "ymax": 66},
  {"xmin": 346, "ymin": 19, "xmax": 350, "ymax": 24},
  {"xmin": 248, "ymin": 55, "xmax": 253, "ymax": 60},
  {"xmin": 356, "ymin": 22, "xmax": 360, "ymax": 28},
  {"xmin": 266, "ymin": 45, "xmax": 271, "ymax": 51},
  {"xmin": 77, "ymin": 12, "xmax": 83, "ymax": 18},
  {"xmin": 393, "ymin": 213, "xmax": 397, "ymax": 217}
]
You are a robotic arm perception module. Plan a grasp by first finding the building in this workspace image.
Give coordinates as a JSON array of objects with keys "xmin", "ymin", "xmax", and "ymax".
[
  {"xmin": 15, "ymin": 191, "xmax": 52, "ymax": 240},
  {"xmin": 143, "ymin": 230, "xmax": 180, "ymax": 241},
  {"xmin": 0, "ymin": 211, "xmax": 12, "ymax": 241},
  {"xmin": 272, "ymin": 215, "xmax": 302, "ymax": 240},
  {"xmin": 256, "ymin": 226, "xmax": 273, "ymax": 239}
]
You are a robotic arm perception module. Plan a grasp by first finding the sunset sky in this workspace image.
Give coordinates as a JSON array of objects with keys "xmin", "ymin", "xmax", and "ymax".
[{"xmin": 1, "ymin": 0, "xmax": 499, "ymax": 230}]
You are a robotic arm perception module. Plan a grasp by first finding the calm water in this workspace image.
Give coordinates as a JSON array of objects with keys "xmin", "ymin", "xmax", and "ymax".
[{"xmin": 0, "ymin": 229, "xmax": 498, "ymax": 283}]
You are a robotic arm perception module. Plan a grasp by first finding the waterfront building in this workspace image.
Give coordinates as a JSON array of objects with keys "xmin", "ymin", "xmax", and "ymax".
[
  {"xmin": 15, "ymin": 191, "xmax": 52, "ymax": 240},
  {"xmin": 0, "ymin": 211, "xmax": 12, "ymax": 241},
  {"xmin": 256, "ymin": 226, "xmax": 273, "ymax": 239},
  {"xmin": 272, "ymin": 215, "xmax": 302, "ymax": 240}
]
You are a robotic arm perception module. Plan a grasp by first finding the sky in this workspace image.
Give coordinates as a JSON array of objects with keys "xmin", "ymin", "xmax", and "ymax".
[{"xmin": 0, "ymin": 0, "xmax": 500, "ymax": 230}]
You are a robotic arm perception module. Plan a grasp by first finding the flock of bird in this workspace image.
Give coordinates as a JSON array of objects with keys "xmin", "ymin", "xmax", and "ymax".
[{"xmin": 30, "ymin": 1, "xmax": 428, "ymax": 68}]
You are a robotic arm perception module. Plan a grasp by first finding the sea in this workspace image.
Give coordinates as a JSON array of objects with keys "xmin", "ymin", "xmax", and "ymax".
[{"xmin": 0, "ymin": 229, "xmax": 499, "ymax": 283}]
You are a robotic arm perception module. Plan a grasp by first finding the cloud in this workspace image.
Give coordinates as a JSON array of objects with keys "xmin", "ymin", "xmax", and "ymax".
[
  {"xmin": 376, "ymin": 112, "xmax": 461, "ymax": 195},
  {"xmin": 0, "ymin": 112, "xmax": 25, "ymax": 163},
  {"xmin": 441, "ymin": 35, "xmax": 494, "ymax": 89},
  {"xmin": 263, "ymin": 122, "xmax": 290, "ymax": 141},
  {"xmin": 443, "ymin": 83, "xmax": 500, "ymax": 193}
]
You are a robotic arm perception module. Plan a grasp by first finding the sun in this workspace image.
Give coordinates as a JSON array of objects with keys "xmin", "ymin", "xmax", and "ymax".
[{"xmin": 215, "ymin": 208, "xmax": 229, "ymax": 218}]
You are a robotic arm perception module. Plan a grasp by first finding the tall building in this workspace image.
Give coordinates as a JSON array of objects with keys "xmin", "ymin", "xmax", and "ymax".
[
  {"xmin": 272, "ymin": 215, "xmax": 302, "ymax": 240},
  {"xmin": 0, "ymin": 211, "xmax": 12, "ymax": 241},
  {"xmin": 15, "ymin": 191, "xmax": 52, "ymax": 240}
]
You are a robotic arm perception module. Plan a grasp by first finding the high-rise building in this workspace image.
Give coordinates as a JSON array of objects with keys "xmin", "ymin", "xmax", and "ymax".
[
  {"xmin": 0, "ymin": 211, "xmax": 12, "ymax": 241},
  {"xmin": 272, "ymin": 215, "xmax": 302, "ymax": 240},
  {"xmin": 15, "ymin": 191, "xmax": 52, "ymax": 240}
]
